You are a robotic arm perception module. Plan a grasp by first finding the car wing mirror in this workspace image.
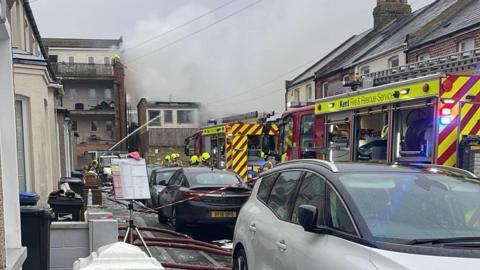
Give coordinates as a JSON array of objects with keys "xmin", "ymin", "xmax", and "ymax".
[{"xmin": 298, "ymin": 204, "xmax": 318, "ymax": 232}]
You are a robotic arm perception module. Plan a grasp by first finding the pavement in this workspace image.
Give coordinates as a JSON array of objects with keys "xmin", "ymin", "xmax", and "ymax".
[{"xmin": 103, "ymin": 193, "xmax": 233, "ymax": 269}]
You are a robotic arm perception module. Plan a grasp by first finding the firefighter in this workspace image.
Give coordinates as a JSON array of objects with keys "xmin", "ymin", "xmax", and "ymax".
[
  {"xmin": 200, "ymin": 152, "xmax": 211, "ymax": 167},
  {"xmin": 263, "ymin": 155, "xmax": 276, "ymax": 171},
  {"xmin": 171, "ymin": 153, "xmax": 183, "ymax": 167},
  {"xmin": 190, "ymin": 155, "xmax": 200, "ymax": 166},
  {"xmin": 162, "ymin": 154, "xmax": 172, "ymax": 167},
  {"xmin": 89, "ymin": 160, "xmax": 99, "ymax": 173}
]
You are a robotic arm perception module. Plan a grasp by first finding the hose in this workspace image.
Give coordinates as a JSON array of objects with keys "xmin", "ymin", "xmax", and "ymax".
[{"xmin": 160, "ymin": 262, "xmax": 230, "ymax": 270}]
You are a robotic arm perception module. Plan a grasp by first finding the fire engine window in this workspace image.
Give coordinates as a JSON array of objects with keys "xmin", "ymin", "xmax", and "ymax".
[
  {"xmin": 248, "ymin": 136, "xmax": 261, "ymax": 159},
  {"xmin": 300, "ymin": 114, "xmax": 314, "ymax": 149},
  {"xmin": 326, "ymin": 112, "xmax": 350, "ymax": 162},
  {"xmin": 393, "ymin": 106, "xmax": 434, "ymax": 163},
  {"xmin": 354, "ymin": 112, "xmax": 388, "ymax": 162}
]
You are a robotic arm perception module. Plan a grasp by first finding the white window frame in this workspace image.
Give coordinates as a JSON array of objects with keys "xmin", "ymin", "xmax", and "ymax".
[
  {"xmin": 322, "ymin": 82, "xmax": 329, "ymax": 98},
  {"xmin": 306, "ymin": 84, "xmax": 313, "ymax": 101},
  {"xmin": 388, "ymin": 55, "xmax": 400, "ymax": 68},
  {"xmin": 458, "ymin": 38, "xmax": 475, "ymax": 52},
  {"xmin": 105, "ymin": 120, "xmax": 113, "ymax": 132},
  {"xmin": 360, "ymin": 66, "xmax": 370, "ymax": 76},
  {"xmin": 147, "ymin": 109, "xmax": 162, "ymax": 128},
  {"xmin": 104, "ymin": 56, "xmax": 110, "ymax": 65},
  {"xmin": 294, "ymin": 88, "xmax": 300, "ymax": 102},
  {"xmin": 14, "ymin": 96, "xmax": 32, "ymax": 192},
  {"xmin": 88, "ymin": 56, "xmax": 95, "ymax": 64},
  {"xmin": 68, "ymin": 88, "xmax": 77, "ymax": 100},
  {"xmin": 89, "ymin": 88, "xmax": 96, "ymax": 99},
  {"xmin": 68, "ymin": 56, "xmax": 75, "ymax": 64},
  {"xmin": 177, "ymin": 110, "xmax": 194, "ymax": 124},
  {"xmin": 417, "ymin": 53, "xmax": 431, "ymax": 62},
  {"xmin": 104, "ymin": 89, "xmax": 112, "ymax": 99},
  {"xmin": 164, "ymin": 110, "xmax": 173, "ymax": 124}
]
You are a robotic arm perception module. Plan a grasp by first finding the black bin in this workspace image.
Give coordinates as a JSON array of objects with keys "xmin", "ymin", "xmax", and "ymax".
[
  {"xmin": 59, "ymin": 177, "xmax": 84, "ymax": 195},
  {"xmin": 48, "ymin": 195, "xmax": 83, "ymax": 221},
  {"xmin": 20, "ymin": 206, "xmax": 54, "ymax": 270}
]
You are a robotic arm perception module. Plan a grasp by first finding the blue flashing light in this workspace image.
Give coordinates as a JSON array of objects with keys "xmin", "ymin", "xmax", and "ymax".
[{"xmin": 440, "ymin": 116, "xmax": 453, "ymax": 125}]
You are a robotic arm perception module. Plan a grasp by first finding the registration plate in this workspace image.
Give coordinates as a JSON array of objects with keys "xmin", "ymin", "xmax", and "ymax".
[{"xmin": 211, "ymin": 211, "xmax": 237, "ymax": 218}]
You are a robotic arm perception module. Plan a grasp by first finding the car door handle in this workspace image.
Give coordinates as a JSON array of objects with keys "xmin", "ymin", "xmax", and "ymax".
[
  {"xmin": 276, "ymin": 240, "xmax": 287, "ymax": 251},
  {"xmin": 248, "ymin": 223, "xmax": 257, "ymax": 232}
]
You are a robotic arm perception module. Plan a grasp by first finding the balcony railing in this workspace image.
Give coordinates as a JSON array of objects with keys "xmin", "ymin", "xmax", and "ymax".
[
  {"xmin": 52, "ymin": 63, "xmax": 113, "ymax": 77},
  {"xmin": 366, "ymin": 48, "xmax": 480, "ymax": 85}
]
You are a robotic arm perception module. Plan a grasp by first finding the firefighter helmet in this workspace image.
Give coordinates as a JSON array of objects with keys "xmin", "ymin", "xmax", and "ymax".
[
  {"xmin": 201, "ymin": 152, "xmax": 211, "ymax": 161},
  {"xmin": 190, "ymin": 155, "xmax": 199, "ymax": 165}
]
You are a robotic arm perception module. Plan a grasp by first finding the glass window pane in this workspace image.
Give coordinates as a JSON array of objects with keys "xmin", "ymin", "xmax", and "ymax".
[
  {"xmin": 106, "ymin": 120, "xmax": 113, "ymax": 131},
  {"xmin": 68, "ymin": 89, "xmax": 76, "ymax": 99},
  {"xmin": 15, "ymin": 100, "xmax": 27, "ymax": 192},
  {"xmin": 292, "ymin": 172, "xmax": 325, "ymax": 224},
  {"xmin": 104, "ymin": 89, "xmax": 112, "ymax": 99},
  {"xmin": 328, "ymin": 186, "xmax": 355, "ymax": 234},
  {"xmin": 300, "ymin": 114, "xmax": 313, "ymax": 148},
  {"xmin": 267, "ymin": 171, "xmax": 302, "ymax": 220},
  {"xmin": 257, "ymin": 173, "xmax": 278, "ymax": 203},
  {"xmin": 72, "ymin": 120, "xmax": 78, "ymax": 131},
  {"xmin": 89, "ymin": 89, "xmax": 96, "ymax": 99},
  {"xmin": 164, "ymin": 110, "xmax": 173, "ymax": 123},
  {"xmin": 104, "ymin": 57, "xmax": 110, "ymax": 64},
  {"xmin": 91, "ymin": 121, "xmax": 97, "ymax": 131},
  {"xmin": 68, "ymin": 56, "xmax": 74, "ymax": 64},
  {"xmin": 148, "ymin": 110, "xmax": 161, "ymax": 126},
  {"xmin": 88, "ymin": 56, "xmax": 95, "ymax": 64},
  {"xmin": 177, "ymin": 110, "xmax": 193, "ymax": 124}
]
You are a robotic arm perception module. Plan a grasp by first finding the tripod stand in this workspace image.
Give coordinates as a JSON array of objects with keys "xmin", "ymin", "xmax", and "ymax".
[{"xmin": 123, "ymin": 201, "xmax": 153, "ymax": 257}]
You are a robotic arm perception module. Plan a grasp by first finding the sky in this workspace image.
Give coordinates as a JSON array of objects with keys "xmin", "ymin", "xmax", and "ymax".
[{"xmin": 31, "ymin": 0, "xmax": 436, "ymax": 122}]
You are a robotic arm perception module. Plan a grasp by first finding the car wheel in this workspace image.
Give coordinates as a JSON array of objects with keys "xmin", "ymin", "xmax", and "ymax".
[
  {"xmin": 233, "ymin": 248, "xmax": 248, "ymax": 270},
  {"xmin": 172, "ymin": 207, "xmax": 186, "ymax": 232}
]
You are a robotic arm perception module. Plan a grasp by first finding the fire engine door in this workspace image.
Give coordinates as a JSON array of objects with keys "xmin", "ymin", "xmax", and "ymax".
[
  {"xmin": 392, "ymin": 100, "xmax": 434, "ymax": 164},
  {"xmin": 326, "ymin": 111, "xmax": 351, "ymax": 162},
  {"xmin": 210, "ymin": 135, "xmax": 226, "ymax": 168},
  {"xmin": 353, "ymin": 107, "xmax": 388, "ymax": 162}
]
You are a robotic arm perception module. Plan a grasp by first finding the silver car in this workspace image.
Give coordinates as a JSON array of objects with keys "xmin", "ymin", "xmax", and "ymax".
[
  {"xmin": 233, "ymin": 160, "xmax": 480, "ymax": 270},
  {"xmin": 147, "ymin": 167, "xmax": 180, "ymax": 210}
]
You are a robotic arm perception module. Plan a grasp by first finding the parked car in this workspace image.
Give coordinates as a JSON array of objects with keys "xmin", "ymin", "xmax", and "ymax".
[
  {"xmin": 232, "ymin": 160, "xmax": 480, "ymax": 270},
  {"xmin": 158, "ymin": 167, "xmax": 250, "ymax": 232},
  {"xmin": 147, "ymin": 167, "xmax": 180, "ymax": 208}
]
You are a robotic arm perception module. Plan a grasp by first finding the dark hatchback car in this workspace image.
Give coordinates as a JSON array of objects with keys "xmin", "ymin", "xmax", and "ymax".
[
  {"xmin": 158, "ymin": 167, "xmax": 251, "ymax": 232},
  {"xmin": 147, "ymin": 167, "xmax": 180, "ymax": 209}
]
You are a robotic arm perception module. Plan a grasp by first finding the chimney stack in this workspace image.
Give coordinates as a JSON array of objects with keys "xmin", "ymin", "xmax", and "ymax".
[{"xmin": 373, "ymin": 0, "xmax": 412, "ymax": 29}]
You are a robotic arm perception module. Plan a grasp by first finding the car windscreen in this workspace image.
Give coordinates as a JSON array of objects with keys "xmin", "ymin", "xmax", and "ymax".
[
  {"xmin": 155, "ymin": 171, "xmax": 175, "ymax": 185},
  {"xmin": 189, "ymin": 171, "xmax": 240, "ymax": 186},
  {"xmin": 338, "ymin": 173, "xmax": 480, "ymax": 243}
]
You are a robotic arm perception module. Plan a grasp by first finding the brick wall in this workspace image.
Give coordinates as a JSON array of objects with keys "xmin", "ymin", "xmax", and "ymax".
[
  {"xmin": 408, "ymin": 29, "xmax": 480, "ymax": 63},
  {"xmin": 315, "ymin": 68, "xmax": 355, "ymax": 98},
  {"xmin": 146, "ymin": 146, "xmax": 187, "ymax": 165},
  {"xmin": 113, "ymin": 65, "xmax": 127, "ymax": 150}
]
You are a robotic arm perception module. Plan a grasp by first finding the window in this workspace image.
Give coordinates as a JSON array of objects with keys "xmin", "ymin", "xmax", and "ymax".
[
  {"xmin": 164, "ymin": 110, "xmax": 173, "ymax": 123},
  {"xmin": 49, "ymin": 55, "xmax": 58, "ymax": 63},
  {"xmin": 15, "ymin": 98, "xmax": 31, "ymax": 192},
  {"xmin": 458, "ymin": 38, "xmax": 475, "ymax": 52},
  {"xmin": 106, "ymin": 120, "xmax": 113, "ymax": 131},
  {"xmin": 177, "ymin": 110, "xmax": 193, "ymax": 124},
  {"xmin": 267, "ymin": 171, "xmax": 303, "ymax": 220},
  {"xmin": 74, "ymin": 103, "xmax": 84, "ymax": 110},
  {"xmin": 89, "ymin": 89, "xmax": 96, "ymax": 99},
  {"xmin": 291, "ymin": 172, "xmax": 326, "ymax": 224},
  {"xmin": 88, "ymin": 56, "xmax": 95, "ymax": 64},
  {"xmin": 294, "ymin": 88, "xmax": 300, "ymax": 101},
  {"xmin": 104, "ymin": 89, "xmax": 112, "ymax": 99},
  {"xmin": 148, "ymin": 110, "xmax": 161, "ymax": 127},
  {"xmin": 327, "ymin": 186, "xmax": 356, "ymax": 234},
  {"xmin": 68, "ymin": 88, "xmax": 77, "ymax": 99},
  {"xmin": 322, "ymin": 82, "xmax": 329, "ymax": 98},
  {"xmin": 90, "ymin": 121, "xmax": 97, "ymax": 131},
  {"xmin": 360, "ymin": 66, "xmax": 370, "ymax": 76},
  {"xmin": 104, "ymin": 57, "xmax": 110, "ymax": 64},
  {"xmin": 257, "ymin": 173, "xmax": 279, "ymax": 203},
  {"xmin": 300, "ymin": 114, "xmax": 314, "ymax": 149},
  {"xmin": 306, "ymin": 84, "xmax": 313, "ymax": 101},
  {"xmin": 417, "ymin": 53, "xmax": 430, "ymax": 62},
  {"xmin": 388, "ymin": 56, "xmax": 400, "ymax": 68},
  {"xmin": 68, "ymin": 56, "xmax": 75, "ymax": 64},
  {"xmin": 72, "ymin": 120, "xmax": 78, "ymax": 131}
]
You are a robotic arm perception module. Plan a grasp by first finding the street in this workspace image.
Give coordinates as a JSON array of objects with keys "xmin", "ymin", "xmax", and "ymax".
[{"xmin": 104, "ymin": 193, "xmax": 233, "ymax": 269}]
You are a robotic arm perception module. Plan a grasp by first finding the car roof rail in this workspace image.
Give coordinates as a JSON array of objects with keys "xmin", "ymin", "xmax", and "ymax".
[
  {"xmin": 276, "ymin": 159, "xmax": 339, "ymax": 173},
  {"xmin": 407, "ymin": 163, "xmax": 477, "ymax": 178}
]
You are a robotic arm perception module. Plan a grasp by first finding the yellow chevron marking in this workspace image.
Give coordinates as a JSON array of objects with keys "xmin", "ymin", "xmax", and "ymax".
[{"xmin": 442, "ymin": 77, "xmax": 469, "ymax": 99}]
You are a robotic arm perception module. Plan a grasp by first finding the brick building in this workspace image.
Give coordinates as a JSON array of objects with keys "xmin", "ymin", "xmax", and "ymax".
[
  {"xmin": 43, "ymin": 38, "xmax": 128, "ymax": 169},
  {"xmin": 137, "ymin": 99, "xmax": 200, "ymax": 164},
  {"xmin": 286, "ymin": 0, "xmax": 480, "ymax": 108}
]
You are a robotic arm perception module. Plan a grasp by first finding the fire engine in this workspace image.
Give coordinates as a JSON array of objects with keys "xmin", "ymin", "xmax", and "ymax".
[
  {"xmin": 279, "ymin": 74, "xmax": 480, "ymax": 175},
  {"xmin": 185, "ymin": 112, "xmax": 279, "ymax": 179}
]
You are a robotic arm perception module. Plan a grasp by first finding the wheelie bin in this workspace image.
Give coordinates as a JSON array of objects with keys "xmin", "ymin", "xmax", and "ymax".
[
  {"xmin": 19, "ymin": 192, "xmax": 39, "ymax": 206},
  {"xmin": 59, "ymin": 177, "xmax": 84, "ymax": 195},
  {"xmin": 48, "ymin": 194, "xmax": 83, "ymax": 221},
  {"xmin": 20, "ymin": 206, "xmax": 54, "ymax": 270}
]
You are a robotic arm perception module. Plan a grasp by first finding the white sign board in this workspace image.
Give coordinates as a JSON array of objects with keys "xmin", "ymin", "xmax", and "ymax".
[{"xmin": 112, "ymin": 159, "xmax": 151, "ymax": 200}]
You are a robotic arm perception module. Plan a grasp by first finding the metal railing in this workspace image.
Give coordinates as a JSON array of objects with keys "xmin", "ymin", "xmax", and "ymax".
[
  {"xmin": 52, "ymin": 62, "xmax": 113, "ymax": 77},
  {"xmin": 366, "ymin": 48, "xmax": 480, "ymax": 85}
]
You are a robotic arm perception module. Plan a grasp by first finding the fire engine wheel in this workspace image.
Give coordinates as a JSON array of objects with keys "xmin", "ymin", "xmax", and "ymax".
[{"xmin": 233, "ymin": 248, "xmax": 248, "ymax": 270}]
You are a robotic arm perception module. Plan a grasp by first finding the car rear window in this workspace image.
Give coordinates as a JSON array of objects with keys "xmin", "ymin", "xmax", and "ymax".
[{"xmin": 189, "ymin": 172, "xmax": 240, "ymax": 186}]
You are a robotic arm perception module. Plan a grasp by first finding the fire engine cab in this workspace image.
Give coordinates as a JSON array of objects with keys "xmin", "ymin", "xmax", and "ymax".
[{"xmin": 279, "ymin": 74, "xmax": 480, "ymax": 174}]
